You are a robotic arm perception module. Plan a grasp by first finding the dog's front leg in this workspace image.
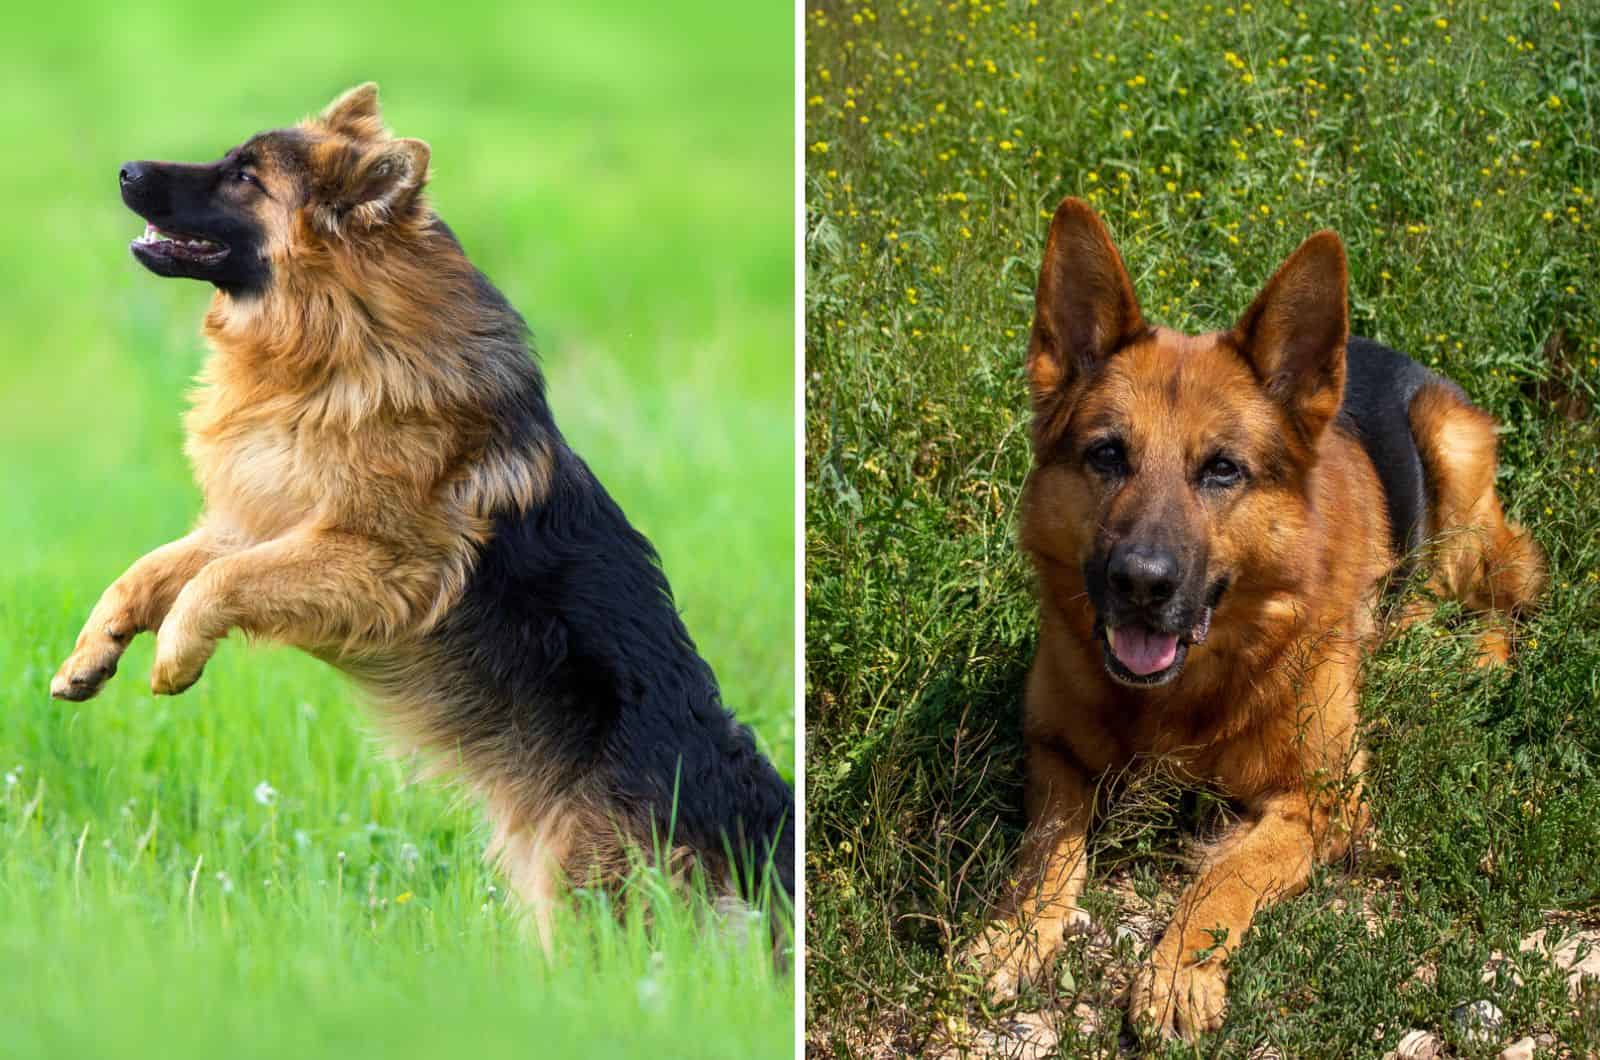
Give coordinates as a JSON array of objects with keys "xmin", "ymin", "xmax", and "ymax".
[
  {"xmin": 1128, "ymin": 781, "xmax": 1360, "ymax": 1041},
  {"xmin": 965, "ymin": 738, "xmax": 1095, "ymax": 1000},
  {"xmin": 52, "ymin": 527, "xmax": 234, "ymax": 701},
  {"xmin": 148, "ymin": 529, "xmax": 439, "ymax": 695}
]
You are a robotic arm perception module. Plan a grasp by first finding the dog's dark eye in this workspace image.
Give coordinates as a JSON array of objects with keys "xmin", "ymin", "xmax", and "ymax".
[
  {"xmin": 1199, "ymin": 454, "xmax": 1247, "ymax": 489},
  {"xmin": 235, "ymin": 169, "xmax": 258, "ymax": 186},
  {"xmin": 1084, "ymin": 439, "xmax": 1129, "ymax": 477}
]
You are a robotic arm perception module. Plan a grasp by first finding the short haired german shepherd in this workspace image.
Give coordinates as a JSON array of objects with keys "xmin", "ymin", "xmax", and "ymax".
[
  {"xmin": 964, "ymin": 198, "xmax": 1542, "ymax": 1039},
  {"xmin": 50, "ymin": 84, "xmax": 794, "ymax": 936}
]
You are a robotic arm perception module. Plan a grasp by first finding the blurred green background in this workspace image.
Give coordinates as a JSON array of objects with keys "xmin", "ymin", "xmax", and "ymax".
[{"xmin": 0, "ymin": 2, "xmax": 794, "ymax": 1057}]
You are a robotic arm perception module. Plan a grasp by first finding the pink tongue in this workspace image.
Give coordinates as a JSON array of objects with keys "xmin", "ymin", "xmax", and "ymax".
[{"xmin": 1109, "ymin": 625, "xmax": 1178, "ymax": 675}]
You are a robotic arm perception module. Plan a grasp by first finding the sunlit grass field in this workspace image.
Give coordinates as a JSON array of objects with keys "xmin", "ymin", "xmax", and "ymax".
[
  {"xmin": 806, "ymin": 0, "xmax": 1598, "ymax": 1056},
  {"xmin": 0, "ymin": 2, "xmax": 793, "ymax": 1057}
]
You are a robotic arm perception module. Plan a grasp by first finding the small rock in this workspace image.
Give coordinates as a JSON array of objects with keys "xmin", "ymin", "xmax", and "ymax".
[
  {"xmin": 1479, "ymin": 948, "xmax": 1517, "ymax": 986},
  {"xmin": 1114, "ymin": 912, "xmax": 1161, "ymax": 948},
  {"xmin": 969, "ymin": 1011, "xmax": 1060, "ymax": 1060},
  {"xmin": 1069, "ymin": 1001, "xmax": 1104, "ymax": 1037},
  {"xmin": 1497, "ymin": 1037, "xmax": 1537, "ymax": 1060},
  {"xmin": 1551, "ymin": 931, "xmax": 1600, "ymax": 999},
  {"xmin": 1521, "ymin": 926, "xmax": 1600, "ymax": 1000},
  {"xmin": 1450, "ymin": 999, "xmax": 1503, "ymax": 1043},
  {"xmin": 1362, "ymin": 904, "xmax": 1385, "ymax": 937},
  {"xmin": 1385, "ymin": 1029, "xmax": 1444, "ymax": 1060}
]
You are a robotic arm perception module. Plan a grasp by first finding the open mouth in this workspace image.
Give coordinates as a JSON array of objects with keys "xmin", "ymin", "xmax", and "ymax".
[
  {"xmin": 1101, "ymin": 622, "xmax": 1189, "ymax": 686},
  {"xmin": 131, "ymin": 222, "xmax": 229, "ymax": 264},
  {"xmin": 1098, "ymin": 606, "xmax": 1214, "ymax": 688}
]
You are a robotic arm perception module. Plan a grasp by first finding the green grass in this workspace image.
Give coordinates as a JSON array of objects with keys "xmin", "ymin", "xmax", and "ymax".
[
  {"xmin": 0, "ymin": 2, "xmax": 793, "ymax": 1057},
  {"xmin": 805, "ymin": 0, "xmax": 1599, "ymax": 1055}
]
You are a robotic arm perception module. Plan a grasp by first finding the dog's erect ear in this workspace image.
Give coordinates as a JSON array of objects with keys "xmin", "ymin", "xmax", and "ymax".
[
  {"xmin": 1029, "ymin": 198, "xmax": 1145, "ymax": 408},
  {"xmin": 322, "ymin": 82, "xmax": 385, "ymax": 140},
  {"xmin": 355, "ymin": 138, "xmax": 429, "ymax": 207},
  {"xmin": 316, "ymin": 138, "xmax": 430, "ymax": 232},
  {"xmin": 1232, "ymin": 230, "xmax": 1349, "ymax": 443}
]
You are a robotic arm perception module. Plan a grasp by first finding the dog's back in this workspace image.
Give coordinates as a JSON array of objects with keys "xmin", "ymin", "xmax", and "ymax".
[
  {"xmin": 1337, "ymin": 337, "xmax": 1447, "ymax": 559},
  {"xmin": 335, "ymin": 249, "xmax": 794, "ymax": 917}
]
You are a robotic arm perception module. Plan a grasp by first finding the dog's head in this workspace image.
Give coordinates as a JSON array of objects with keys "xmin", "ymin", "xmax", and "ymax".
[
  {"xmin": 118, "ymin": 83, "xmax": 431, "ymax": 295},
  {"xmin": 1021, "ymin": 198, "xmax": 1349, "ymax": 689}
]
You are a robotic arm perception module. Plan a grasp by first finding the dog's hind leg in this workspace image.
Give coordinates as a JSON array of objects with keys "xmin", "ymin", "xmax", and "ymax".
[
  {"xmin": 1408, "ymin": 383, "xmax": 1545, "ymax": 666},
  {"xmin": 485, "ymin": 795, "xmax": 574, "ymax": 954}
]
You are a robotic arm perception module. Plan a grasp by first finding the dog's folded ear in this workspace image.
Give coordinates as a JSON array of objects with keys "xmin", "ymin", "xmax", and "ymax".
[
  {"xmin": 321, "ymin": 82, "xmax": 386, "ymax": 141},
  {"xmin": 1232, "ymin": 231, "xmax": 1349, "ymax": 444},
  {"xmin": 1029, "ymin": 197, "xmax": 1145, "ymax": 412}
]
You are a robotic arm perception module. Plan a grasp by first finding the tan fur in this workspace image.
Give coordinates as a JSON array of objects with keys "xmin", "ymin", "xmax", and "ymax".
[
  {"xmin": 964, "ymin": 198, "xmax": 1541, "ymax": 1040},
  {"xmin": 1407, "ymin": 384, "xmax": 1546, "ymax": 665},
  {"xmin": 51, "ymin": 85, "xmax": 584, "ymax": 926}
]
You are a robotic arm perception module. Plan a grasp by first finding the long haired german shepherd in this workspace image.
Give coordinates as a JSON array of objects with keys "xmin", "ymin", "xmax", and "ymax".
[
  {"xmin": 964, "ymin": 198, "xmax": 1542, "ymax": 1039},
  {"xmin": 50, "ymin": 84, "xmax": 793, "ymax": 936}
]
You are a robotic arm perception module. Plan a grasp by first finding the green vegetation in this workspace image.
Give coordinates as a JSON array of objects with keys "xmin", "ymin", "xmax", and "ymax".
[
  {"xmin": 805, "ymin": 0, "xmax": 1598, "ymax": 1055},
  {"xmin": 0, "ymin": 2, "xmax": 793, "ymax": 1057}
]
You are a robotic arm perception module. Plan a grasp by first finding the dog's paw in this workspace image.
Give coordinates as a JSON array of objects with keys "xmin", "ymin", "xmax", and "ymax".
[
  {"xmin": 961, "ymin": 908, "xmax": 1090, "ymax": 1002},
  {"xmin": 50, "ymin": 621, "xmax": 133, "ymax": 701},
  {"xmin": 149, "ymin": 631, "xmax": 213, "ymax": 696},
  {"xmin": 962, "ymin": 923, "xmax": 1036, "ymax": 1002},
  {"xmin": 1126, "ymin": 951, "xmax": 1228, "ymax": 1042}
]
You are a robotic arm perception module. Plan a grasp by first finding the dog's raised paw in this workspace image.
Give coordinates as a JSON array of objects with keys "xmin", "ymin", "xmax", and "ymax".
[
  {"xmin": 148, "ymin": 656, "xmax": 204, "ymax": 696},
  {"xmin": 51, "ymin": 663, "xmax": 116, "ymax": 701},
  {"xmin": 50, "ymin": 636, "xmax": 127, "ymax": 701},
  {"xmin": 149, "ymin": 637, "xmax": 211, "ymax": 696}
]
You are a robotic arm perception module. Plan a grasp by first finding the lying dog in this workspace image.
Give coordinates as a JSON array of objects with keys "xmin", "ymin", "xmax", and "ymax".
[
  {"xmin": 965, "ymin": 197, "xmax": 1542, "ymax": 1039},
  {"xmin": 51, "ymin": 84, "xmax": 793, "ymax": 937}
]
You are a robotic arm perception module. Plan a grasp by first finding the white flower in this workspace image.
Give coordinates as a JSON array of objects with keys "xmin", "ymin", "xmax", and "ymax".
[
  {"xmin": 253, "ymin": 781, "xmax": 278, "ymax": 806},
  {"xmin": 398, "ymin": 842, "xmax": 420, "ymax": 871}
]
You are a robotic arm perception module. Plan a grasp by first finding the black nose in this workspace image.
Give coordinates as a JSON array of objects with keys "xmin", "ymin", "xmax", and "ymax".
[
  {"xmin": 119, "ymin": 162, "xmax": 147, "ymax": 187},
  {"xmin": 1107, "ymin": 544, "xmax": 1180, "ymax": 607}
]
